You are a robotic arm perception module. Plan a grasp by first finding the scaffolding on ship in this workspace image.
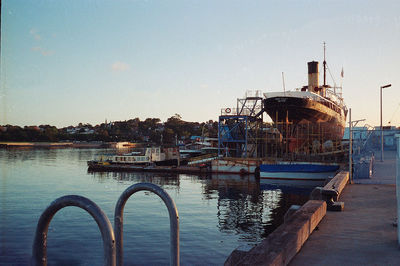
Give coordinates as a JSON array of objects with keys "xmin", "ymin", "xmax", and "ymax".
[
  {"xmin": 218, "ymin": 90, "xmax": 265, "ymax": 158},
  {"xmin": 218, "ymin": 91, "xmax": 348, "ymax": 163},
  {"xmin": 264, "ymin": 119, "xmax": 348, "ymax": 163}
]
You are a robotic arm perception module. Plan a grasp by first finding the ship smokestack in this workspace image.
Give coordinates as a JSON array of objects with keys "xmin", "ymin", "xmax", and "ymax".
[{"xmin": 307, "ymin": 61, "xmax": 319, "ymax": 93}]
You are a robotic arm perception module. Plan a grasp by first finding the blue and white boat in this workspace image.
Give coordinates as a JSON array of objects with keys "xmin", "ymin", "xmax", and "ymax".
[{"xmin": 259, "ymin": 162, "xmax": 340, "ymax": 181}]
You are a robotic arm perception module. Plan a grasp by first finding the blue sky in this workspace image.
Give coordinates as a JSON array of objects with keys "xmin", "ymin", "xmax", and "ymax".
[{"xmin": 1, "ymin": 0, "xmax": 399, "ymax": 127}]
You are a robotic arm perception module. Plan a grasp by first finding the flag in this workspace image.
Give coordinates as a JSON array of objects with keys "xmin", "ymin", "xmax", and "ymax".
[{"xmin": 341, "ymin": 67, "xmax": 344, "ymax": 78}]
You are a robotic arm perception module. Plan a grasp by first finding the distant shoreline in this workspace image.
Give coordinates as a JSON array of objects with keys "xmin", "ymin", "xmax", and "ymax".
[{"xmin": 0, "ymin": 141, "xmax": 107, "ymax": 148}]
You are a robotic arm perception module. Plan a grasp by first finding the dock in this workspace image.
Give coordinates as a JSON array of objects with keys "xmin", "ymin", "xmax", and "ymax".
[
  {"xmin": 0, "ymin": 141, "xmax": 106, "ymax": 148},
  {"xmin": 290, "ymin": 149, "xmax": 400, "ymax": 265},
  {"xmin": 225, "ymin": 149, "xmax": 399, "ymax": 265},
  {"xmin": 87, "ymin": 163, "xmax": 211, "ymax": 174}
]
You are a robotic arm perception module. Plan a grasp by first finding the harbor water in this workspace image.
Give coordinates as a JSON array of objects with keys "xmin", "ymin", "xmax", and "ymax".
[{"xmin": 0, "ymin": 148, "xmax": 312, "ymax": 265}]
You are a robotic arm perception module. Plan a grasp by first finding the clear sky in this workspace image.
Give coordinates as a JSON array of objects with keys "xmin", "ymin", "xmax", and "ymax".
[{"xmin": 1, "ymin": 0, "xmax": 399, "ymax": 128}]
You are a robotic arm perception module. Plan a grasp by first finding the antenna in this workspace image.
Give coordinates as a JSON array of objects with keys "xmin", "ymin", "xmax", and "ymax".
[
  {"xmin": 282, "ymin": 72, "xmax": 286, "ymax": 94},
  {"xmin": 323, "ymin": 42, "xmax": 326, "ymax": 87}
]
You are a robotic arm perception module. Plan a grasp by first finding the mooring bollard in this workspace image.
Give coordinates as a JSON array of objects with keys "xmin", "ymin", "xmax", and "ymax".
[
  {"xmin": 114, "ymin": 182, "xmax": 180, "ymax": 266},
  {"xmin": 31, "ymin": 195, "xmax": 116, "ymax": 266}
]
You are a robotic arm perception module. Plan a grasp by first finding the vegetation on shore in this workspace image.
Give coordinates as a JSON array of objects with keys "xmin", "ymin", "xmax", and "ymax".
[{"xmin": 0, "ymin": 114, "xmax": 218, "ymax": 144}]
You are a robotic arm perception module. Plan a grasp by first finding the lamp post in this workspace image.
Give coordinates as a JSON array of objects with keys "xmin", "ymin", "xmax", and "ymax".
[{"xmin": 380, "ymin": 84, "xmax": 392, "ymax": 162}]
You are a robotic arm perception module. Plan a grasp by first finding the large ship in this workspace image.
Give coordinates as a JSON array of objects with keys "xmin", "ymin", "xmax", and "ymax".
[{"xmin": 264, "ymin": 47, "xmax": 347, "ymax": 151}]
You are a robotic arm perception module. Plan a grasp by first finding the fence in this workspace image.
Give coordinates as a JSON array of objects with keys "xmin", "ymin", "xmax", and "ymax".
[{"xmin": 350, "ymin": 127, "xmax": 400, "ymax": 179}]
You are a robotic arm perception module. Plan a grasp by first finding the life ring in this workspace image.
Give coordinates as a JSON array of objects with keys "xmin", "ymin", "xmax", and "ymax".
[{"xmin": 225, "ymin": 108, "xmax": 231, "ymax": 113}]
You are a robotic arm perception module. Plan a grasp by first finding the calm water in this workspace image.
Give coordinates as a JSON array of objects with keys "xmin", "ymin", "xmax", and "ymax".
[{"xmin": 0, "ymin": 148, "xmax": 311, "ymax": 265}]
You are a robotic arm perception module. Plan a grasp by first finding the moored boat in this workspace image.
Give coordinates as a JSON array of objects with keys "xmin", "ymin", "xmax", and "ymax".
[
  {"xmin": 87, "ymin": 146, "xmax": 181, "ymax": 170},
  {"xmin": 263, "ymin": 44, "xmax": 347, "ymax": 152},
  {"xmin": 259, "ymin": 162, "xmax": 340, "ymax": 181}
]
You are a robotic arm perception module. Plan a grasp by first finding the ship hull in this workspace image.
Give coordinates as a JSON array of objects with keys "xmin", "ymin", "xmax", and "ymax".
[
  {"xmin": 259, "ymin": 162, "xmax": 339, "ymax": 181},
  {"xmin": 264, "ymin": 96, "xmax": 346, "ymax": 141}
]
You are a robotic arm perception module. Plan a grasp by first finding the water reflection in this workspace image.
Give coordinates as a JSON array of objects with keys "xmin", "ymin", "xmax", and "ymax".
[
  {"xmin": 203, "ymin": 174, "xmax": 310, "ymax": 241},
  {"xmin": 205, "ymin": 174, "xmax": 267, "ymax": 243},
  {"xmin": 0, "ymin": 148, "xmax": 106, "ymax": 167},
  {"xmin": 88, "ymin": 170, "xmax": 180, "ymax": 187},
  {"xmin": 0, "ymin": 148, "xmax": 317, "ymax": 265},
  {"xmin": 87, "ymin": 170, "xmax": 311, "ymax": 243}
]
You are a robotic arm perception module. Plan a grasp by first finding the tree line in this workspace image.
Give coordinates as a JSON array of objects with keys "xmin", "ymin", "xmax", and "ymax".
[{"xmin": 0, "ymin": 114, "xmax": 219, "ymax": 144}]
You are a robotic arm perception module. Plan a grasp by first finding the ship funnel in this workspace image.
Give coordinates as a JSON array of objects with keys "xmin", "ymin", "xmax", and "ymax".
[{"xmin": 307, "ymin": 61, "xmax": 319, "ymax": 93}]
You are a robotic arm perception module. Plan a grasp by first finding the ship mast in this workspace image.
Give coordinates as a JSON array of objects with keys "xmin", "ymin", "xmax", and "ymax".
[{"xmin": 323, "ymin": 42, "xmax": 326, "ymax": 87}]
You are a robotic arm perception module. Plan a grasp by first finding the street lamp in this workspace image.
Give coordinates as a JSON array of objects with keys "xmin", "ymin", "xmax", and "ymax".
[{"xmin": 380, "ymin": 84, "xmax": 392, "ymax": 162}]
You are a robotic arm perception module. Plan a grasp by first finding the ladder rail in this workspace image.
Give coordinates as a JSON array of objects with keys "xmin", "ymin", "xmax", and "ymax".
[
  {"xmin": 31, "ymin": 183, "xmax": 179, "ymax": 265},
  {"xmin": 31, "ymin": 195, "xmax": 116, "ymax": 266},
  {"xmin": 114, "ymin": 182, "xmax": 180, "ymax": 266}
]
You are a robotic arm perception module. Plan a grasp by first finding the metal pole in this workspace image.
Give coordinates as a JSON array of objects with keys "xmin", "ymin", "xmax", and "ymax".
[
  {"xmin": 381, "ymin": 86, "xmax": 383, "ymax": 162},
  {"xmin": 395, "ymin": 134, "xmax": 400, "ymax": 246},
  {"xmin": 323, "ymin": 42, "xmax": 326, "ymax": 87},
  {"xmin": 349, "ymin": 108, "xmax": 353, "ymax": 184},
  {"xmin": 31, "ymin": 195, "xmax": 116, "ymax": 266},
  {"xmin": 380, "ymin": 84, "xmax": 392, "ymax": 161},
  {"xmin": 245, "ymin": 117, "xmax": 248, "ymax": 158},
  {"xmin": 282, "ymin": 72, "xmax": 286, "ymax": 94},
  {"xmin": 218, "ymin": 117, "xmax": 221, "ymax": 157},
  {"xmin": 114, "ymin": 183, "xmax": 179, "ymax": 266}
]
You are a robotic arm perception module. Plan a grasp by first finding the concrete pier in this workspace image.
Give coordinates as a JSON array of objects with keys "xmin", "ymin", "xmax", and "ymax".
[
  {"xmin": 225, "ymin": 200, "xmax": 326, "ymax": 266},
  {"xmin": 290, "ymin": 149, "xmax": 400, "ymax": 265}
]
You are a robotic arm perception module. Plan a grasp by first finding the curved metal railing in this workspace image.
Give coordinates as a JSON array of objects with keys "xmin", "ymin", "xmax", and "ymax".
[
  {"xmin": 114, "ymin": 182, "xmax": 179, "ymax": 266},
  {"xmin": 31, "ymin": 183, "xmax": 179, "ymax": 266},
  {"xmin": 31, "ymin": 195, "xmax": 116, "ymax": 266}
]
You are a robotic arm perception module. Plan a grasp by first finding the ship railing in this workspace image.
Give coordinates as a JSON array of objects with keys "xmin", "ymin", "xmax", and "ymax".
[
  {"xmin": 221, "ymin": 107, "xmax": 238, "ymax": 115},
  {"xmin": 244, "ymin": 90, "xmax": 263, "ymax": 98},
  {"xmin": 32, "ymin": 183, "xmax": 180, "ymax": 266},
  {"xmin": 220, "ymin": 107, "xmax": 263, "ymax": 116},
  {"xmin": 306, "ymin": 91, "xmax": 345, "ymax": 109},
  {"xmin": 325, "ymin": 87, "xmax": 345, "ymax": 105},
  {"xmin": 283, "ymin": 86, "xmax": 345, "ymax": 107}
]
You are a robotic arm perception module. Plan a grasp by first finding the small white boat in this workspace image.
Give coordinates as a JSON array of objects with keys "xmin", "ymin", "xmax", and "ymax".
[{"xmin": 88, "ymin": 147, "xmax": 180, "ymax": 168}]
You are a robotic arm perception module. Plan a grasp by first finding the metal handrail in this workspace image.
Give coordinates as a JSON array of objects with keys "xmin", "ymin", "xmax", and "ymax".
[
  {"xmin": 31, "ymin": 195, "xmax": 116, "ymax": 266},
  {"xmin": 114, "ymin": 183, "xmax": 179, "ymax": 266}
]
